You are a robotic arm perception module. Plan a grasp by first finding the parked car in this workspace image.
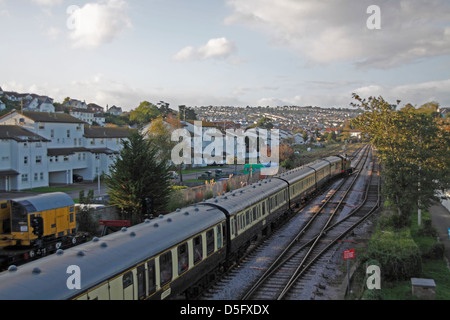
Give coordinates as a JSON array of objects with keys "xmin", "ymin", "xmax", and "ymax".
[
  {"xmin": 73, "ymin": 174, "xmax": 83, "ymax": 182},
  {"xmin": 168, "ymin": 171, "xmax": 179, "ymax": 179}
]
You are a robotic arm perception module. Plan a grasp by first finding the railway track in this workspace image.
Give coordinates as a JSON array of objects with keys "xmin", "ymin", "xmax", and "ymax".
[
  {"xmin": 240, "ymin": 146, "xmax": 374, "ymax": 300},
  {"xmin": 200, "ymin": 145, "xmax": 376, "ymax": 300}
]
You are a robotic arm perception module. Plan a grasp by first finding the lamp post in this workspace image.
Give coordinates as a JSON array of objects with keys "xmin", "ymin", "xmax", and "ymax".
[{"xmin": 96, "ymin": 154, "xmax": 101, "ymax": 196}]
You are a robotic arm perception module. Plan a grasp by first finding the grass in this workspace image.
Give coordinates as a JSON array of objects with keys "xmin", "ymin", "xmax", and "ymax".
[
  {"xmin": 357, "ymin": 205, "xmax": 450, "ymax": 300},
  {"xmin": 26, "ymin": 186, "xmax": 82, "ymax": 193},
  {"xmin": 181, "ymin": 165, "xmax": 228, "ymax": 174}
]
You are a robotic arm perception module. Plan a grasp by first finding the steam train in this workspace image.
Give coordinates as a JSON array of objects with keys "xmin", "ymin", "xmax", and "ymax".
[{"xmin": 0, "ymin": 155, "xmax": 351, "ymax": 300}]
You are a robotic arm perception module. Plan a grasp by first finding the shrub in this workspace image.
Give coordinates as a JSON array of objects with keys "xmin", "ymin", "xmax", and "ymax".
[{"xmin": 363, "ymin": 229, "xmax": 422, "ymax": 281}]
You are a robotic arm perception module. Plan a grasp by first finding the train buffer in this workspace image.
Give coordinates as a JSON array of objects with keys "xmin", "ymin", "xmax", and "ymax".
[{"xmin": 99, "ymin": 220, "xmax": 131, "ymax": 236}]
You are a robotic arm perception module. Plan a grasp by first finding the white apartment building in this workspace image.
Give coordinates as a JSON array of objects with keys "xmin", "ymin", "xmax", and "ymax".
[
  {"xmin": 0, "ymin": 111, "xmax": 131, "ymax": 191},
  {"xmin": 0, "ymin": 125, "xmax": 50, "ymax": 191}
]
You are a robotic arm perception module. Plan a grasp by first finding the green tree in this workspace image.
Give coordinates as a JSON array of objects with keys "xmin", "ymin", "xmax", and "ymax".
[
  {"xmin": 352, "ymin": 94, "xmax": 450, "ymax": 227},
  {"xmin": 143, "ymin": 116, "xmax": 174, "ymax": 163},
  {"xmin": 130, "ymin": 101, "xmax": 161, "ymax": 125},
  {"xmin": 178, "ymin": 105, "xmax": 197, "ymax": 121},
  {"xmin": 106, "ymin": 130, "xmax": 172, "ymax": 224}
]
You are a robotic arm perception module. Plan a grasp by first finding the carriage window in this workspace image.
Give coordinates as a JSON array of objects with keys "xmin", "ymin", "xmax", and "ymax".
[
  {"xmin": 262, "ymin": 202, "xmax": 266, "ymax": 215},
  {"xmin": 206, "ymin": 229, "xmax": 214, "ymax": 255},
  {"xmin": 253, "ymin": 207, "xmax": 257, "ymax": 221},
  {"xmin": 159, "ymin": 251, "xmax": 172, "ymax": 286},
  {"xmin": 122, "ymin": 271, "xmax": 133, "ymax": 288},
  {"xmin": 147, "ymin": 260, "xmax": 156, "ymax": 294},
  {"xmin": 193, "ymin": 235, "xmax": 203, "ymax": 264},
  {"xmin": 222, "ymin": 222, "xmax": 227, "ymax": 244},
  {"xmin": 216, "ymin": 225, "xmax": 222, "ymax": 249},
  {"xmin": 178, "ymin": 243, "xmax": 188, "ymax": 274}
]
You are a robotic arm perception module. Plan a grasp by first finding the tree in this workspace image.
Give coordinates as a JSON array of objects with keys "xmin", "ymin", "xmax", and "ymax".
[
  {"xmin": 143, "ymin": 116, "xmax": 174, "ymax": 163},
  {"xmin": 106, "ymin": 130, "xmax": 172, "ymax": 224},
  {"xmin": 130, "ymin": 101, "xmax": 161, "ymax": 125},
  {"xmin": 178, "ymin": 105, "xmax": 197, "ymax": 121},
  {"xmin": 352, "ymin": 94, "xmax": 450, "ymax": 227},
  {"xmin": 249, "ymin": 117, "xmax": 274, "ymax": 129}
]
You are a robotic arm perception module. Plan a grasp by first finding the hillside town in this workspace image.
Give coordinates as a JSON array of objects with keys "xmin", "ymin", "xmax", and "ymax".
[{"xmin": 2, "ymin": 86, "xmax": 447, "ymax": 192}]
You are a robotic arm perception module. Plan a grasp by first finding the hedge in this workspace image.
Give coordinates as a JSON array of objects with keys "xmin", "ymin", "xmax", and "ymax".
[{"xmin": 363, "ymin": 228, "xmax": 422, "ymax": 281}]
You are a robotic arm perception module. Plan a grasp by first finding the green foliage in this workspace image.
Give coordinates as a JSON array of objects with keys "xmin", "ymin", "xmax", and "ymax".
[
  {"xmin": 106, "ymin": 130, "xmax": 172, "ymax": 224},
  {"xmin": 129, "ymin": 101, "xmax": 161, "ymax": 125},
  {"xmin": 363, "ymin": 228, "xmax": 422, "ymax": 281},
  {"xmin": 352, "ymin": 94, "xmax": 450, "ymax": 227},
  {"xmin": 76, "ymin": 190, "xmax": 98, "ymax": 235}
]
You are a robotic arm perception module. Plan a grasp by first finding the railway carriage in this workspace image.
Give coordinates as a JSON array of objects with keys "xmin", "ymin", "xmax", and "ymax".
[
  {"xmin": 0, "ymin": 204, "xmax": 227, "ymax": 300},
  {"xmin": 277, "ymin": 166, "xmax": 316, "ymax": 205},
  {"xmin": 0, "ymin": 154, "xmax": 353, "ymax": 300},
  {"xmin": 203, "ymin": 178, "xmax": 289, "ymax": 262}
]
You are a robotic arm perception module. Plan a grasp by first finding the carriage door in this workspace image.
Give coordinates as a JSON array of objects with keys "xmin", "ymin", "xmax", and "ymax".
[
  {"xmin": 137, "ymin": 265, "xmax": 146, "ymax": 300},
  {"xmin": 122, "ymin": 271, "xmax": 134, "ymax": 300}
]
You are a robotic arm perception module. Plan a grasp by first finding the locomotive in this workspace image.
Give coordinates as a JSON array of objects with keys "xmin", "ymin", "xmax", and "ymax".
[
  {"xmin": 0, "ymin": 193, "xmax": 85, "ymax": 269},
  {"xmin": 0, "ymin": 155, "xmax": 351, "ymax": 300}
]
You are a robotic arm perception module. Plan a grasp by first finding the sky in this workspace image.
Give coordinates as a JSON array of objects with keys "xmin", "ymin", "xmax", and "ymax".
[{"xmin": 1, "ymin": 0, "xmax": 450, "ymax": 112}]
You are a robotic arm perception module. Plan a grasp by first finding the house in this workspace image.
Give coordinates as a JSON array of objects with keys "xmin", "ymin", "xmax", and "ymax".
[
  {"xmin": 88, "ymin": 103, "xmax": 104, "ymax": 113},
  {"xmin": 0, "ymin": 110, "xmax": 88, "ymax": 185},
  {"xmin": 63, "ymin": 99, "xmax": 88, "ymax": 109},
  {"xmin": 83, "ymin": 125, "xmax": 132, "ymax": 181},
  {"xmin": 0, "ymin": 110, "xmax": 132, "ymax": 190},
  {"xmin": 68, "ymin": 108, "xmax": 95, "ymax": 125},
  {"xmin": 349, "ymin": 129, "xmax": 362, "ymax": 139},
  {"xmin": 93, "ymin": 114, "xmax": 106, "ymax": 126},
  {"xmin": 23, "ymin": 97, "xmax": 55, "ymax": 113},
  {"xmin": 0, "ymin": 99, "xmax": 5, "ymax": 111},
  {"xmin": 0, "ymin": 125, "xmax": 50, "ymax": 191},
  {"xmin": 106, "ymin": 105, "xmax": 123, "ymax": 116}
]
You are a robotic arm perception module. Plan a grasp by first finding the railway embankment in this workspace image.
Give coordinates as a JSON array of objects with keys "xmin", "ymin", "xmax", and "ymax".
[{"xmin": 335, "ymin": 200, "xmax": 450, "ymax": 300}]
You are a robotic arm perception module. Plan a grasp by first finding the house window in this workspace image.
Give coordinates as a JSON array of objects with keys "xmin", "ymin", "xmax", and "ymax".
[
  {"xmin": 90, "ymin": 139, "xmax": 95, "ymax": 145},
  {"xmin": 24, "ymin": 156, "xmax": 28, "ymax": 164},
  {"xmin": 50, "ymin": 129, "xmax": 54, "ymax": 138},
  {"xmin": 39, "ymin": 123, "xmax": 45, "ymax": 130},
  {"xmin": 63, "ymin": 156, "xmax": 69, "ymax": 162},
  {"xmin": 40, "ymin": 172, "xmax": 44, "ymax": 180},
  {"xmin": 67, "ymin": 130, "xmax": 70, "ymax": 138},
  {"xmin": 34, "ymin": 173, "xmax": 38, "ymax": 181},
  {"xmin": 35, "ymin": 156, "xmax": 42, "ymax": 164},
  {"xmin": 21, "ymin": 174, "xmax": 28, "ymax": 182}
]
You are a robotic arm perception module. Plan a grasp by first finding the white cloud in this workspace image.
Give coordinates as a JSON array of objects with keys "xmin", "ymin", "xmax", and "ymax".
[
  {"xmin": 354, "ymin": 79, "xmax": 450, "ymax": 106},
  {"xmin": 252, "ymin": 79, "xmax": 450, "ymax": 108},
  {"xmin": 68, "ymin": 0, "xmax": 132, "ymax": 48},
  {"xmin": 173, "ymin": 37, "xmax": 237, "ymax": 61},
  {"xmin": 31, "ymin": 0, "xmax": 63, "ymax": 6},
  {"xmin": 225, "ymin": 0, "xmax": 450, "ymax": 69}
]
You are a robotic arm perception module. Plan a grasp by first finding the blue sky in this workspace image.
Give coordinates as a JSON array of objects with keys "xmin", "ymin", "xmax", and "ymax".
[{"xmin": 1, "ymin": 0, "xmax": 450, "ymax": 111}]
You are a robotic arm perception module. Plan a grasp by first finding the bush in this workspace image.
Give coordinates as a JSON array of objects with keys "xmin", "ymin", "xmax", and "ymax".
[{"xmin": 363, "ymin": 229, "xmax": 422, "ymax": 281}]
